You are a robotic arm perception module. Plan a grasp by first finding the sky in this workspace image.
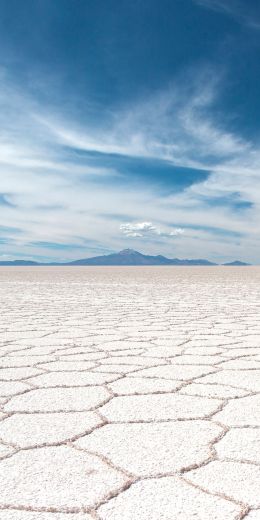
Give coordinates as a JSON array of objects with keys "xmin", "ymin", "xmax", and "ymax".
[{"xmin": 0, "ymin": 0, "xmax": 260, "ymax": 263}]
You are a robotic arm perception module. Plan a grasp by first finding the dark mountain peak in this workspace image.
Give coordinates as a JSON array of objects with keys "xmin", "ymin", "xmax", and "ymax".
[
  {"xmin": 56, "ymin": 250, "xmax": 218, "ymax": 266},
  {"xmin": 118, "ymin": 249, "xmax": 141, "ymax": 256},
  {"xmin": 0, "ymin": 259, "xmax": 39, "ymax": 266},
  {"xmin": 223, "ymin": 260, "xmax": 250, "ymax": 266}
]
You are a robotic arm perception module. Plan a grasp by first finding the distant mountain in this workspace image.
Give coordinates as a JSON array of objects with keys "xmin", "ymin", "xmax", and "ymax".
[
  {"xmin": 0, "ymin": 260, "xmax": 39, "ymax": 266},
  {"xmin": 0, "ymin": 249, "xmax": 218, "ymax": 266},
  {"xmin": 68, "ymin": 249, "xmax": 174, "ymax": 266},
  {"xmin": 68, "ymin": 249, "xmax": 217, "ymax": 266},
  {"xmin": 223, "ymin": 260, "xmax": 250, "ymax": 266},
  {"xmin": 0, "ymin": 249, "xmax": 252, "ymax": 266}
]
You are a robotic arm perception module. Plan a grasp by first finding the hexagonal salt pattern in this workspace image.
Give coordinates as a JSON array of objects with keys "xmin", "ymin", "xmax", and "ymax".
[
  {"xmin": 0, "ymin": 513, "xmax": 91, "ymax": 520},
  {"xmin": 108, "ymin": 376, "xmax": 182, "ymax": 395},
  {"xmin": 98, "ymin": 477, "xmax": 241, "ymax": 519},
  {"xmin": 0, "ymin": 445, "xmax": 128, "ymax": 510},
  {"xmin": 216, "ymin": 428, "xmax": 260, "ymax": 464},
  {"xmin": 100, "ymin": 393, "xmax": 222, "ymax": 422},
  {"xmin": 4, "ymin": 386, "xmax": 110, "ymax": 413},
  {"xmin": 0, "ymin": 411, "xmax": 103, "ymax": 448},
  {"xmin": 214, "ymin": 394, "xmax": 260, "ymax": 426},
  {"xmin": 0, "ymin": 265, "xmax": 259, "ymax": 518},
  {"xmin": 75, "ymin": 420, "xmax": 222, "ymax": 476},
  {"xmin": 187, "ymin": 460, "xmax": 260, "ymax": 507}
]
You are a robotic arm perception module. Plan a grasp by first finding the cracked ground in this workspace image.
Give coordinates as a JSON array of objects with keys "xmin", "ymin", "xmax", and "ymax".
[{"xmin": 0, "ymin": 266, "xmax": 260, "ymax": 520}]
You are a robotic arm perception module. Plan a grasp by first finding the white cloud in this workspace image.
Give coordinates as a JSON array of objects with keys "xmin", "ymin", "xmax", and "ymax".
[
  {"xmin": 120, "ymin": 222, "xmax": 184, "ymax": 239},
  {"xmin": 169, "ymin": 228, "xmax": 185, "ymax": 236},
  {"xmin": 120, "ymin": 222, "xmax": 156, "ymax": 237}
]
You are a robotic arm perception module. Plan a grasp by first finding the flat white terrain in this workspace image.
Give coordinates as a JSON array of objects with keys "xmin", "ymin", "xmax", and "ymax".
[{"xmin": 0, "ymin": 266, "xmax": 260, "ymax": 519}]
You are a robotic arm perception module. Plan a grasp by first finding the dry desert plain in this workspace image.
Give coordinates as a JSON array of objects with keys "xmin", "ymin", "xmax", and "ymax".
[{"xmin": 0, "ymin": 266, "xmax": 260, "ymax": 519}]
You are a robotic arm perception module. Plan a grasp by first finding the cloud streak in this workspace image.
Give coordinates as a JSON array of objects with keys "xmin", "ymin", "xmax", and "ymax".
[
  {"xmin": 193, "ymin": 0, "xmax": 260, "ymax": 30},
  {"xmin": 0, "ymin": 65, "xmax": 259, "ymax": 263}
]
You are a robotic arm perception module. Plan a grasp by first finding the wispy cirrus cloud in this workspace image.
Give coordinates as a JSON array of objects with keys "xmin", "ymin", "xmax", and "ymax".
[
  {"xmin": 39, "ymin": 71, "xmax": 248, "ymax": 167},
  {"xmin": 193, "ymin": 0, "xmax": 260, "ymax": 29}
]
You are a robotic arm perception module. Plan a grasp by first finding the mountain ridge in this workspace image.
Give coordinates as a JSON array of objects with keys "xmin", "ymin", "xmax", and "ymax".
[
  {"xmin": 0, "ymin": 249, "xmax": 251, "ymax": 266},
  {"xmin": 222, "ymin": 260, "xmax": 250, "ymax": 266},
  {"xmin": 68, "ymin": 249, "xmax": 217, "ymax": 266}
]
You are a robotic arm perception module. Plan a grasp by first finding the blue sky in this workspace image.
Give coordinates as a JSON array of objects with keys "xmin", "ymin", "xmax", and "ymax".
[{"xmin": 0, "ymin": 0, "xmax": 260, "ymax": 263}]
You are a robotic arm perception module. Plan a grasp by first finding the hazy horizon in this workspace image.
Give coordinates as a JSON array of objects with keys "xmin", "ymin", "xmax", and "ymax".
[{"xmin": 0, "ymin": 247, "xmax": 253, "ymax": 265}]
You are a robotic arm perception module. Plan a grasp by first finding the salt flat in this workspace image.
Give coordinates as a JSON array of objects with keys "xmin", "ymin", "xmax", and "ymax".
[{"xmin": 0, "ymin": 266, "xmax": 260, "ymax": 519}]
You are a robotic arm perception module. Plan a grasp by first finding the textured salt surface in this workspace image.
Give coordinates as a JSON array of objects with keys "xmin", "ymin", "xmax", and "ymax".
[{"xmin": 0, "ymin": 266, "xmax": 259, "ymax": 519}]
